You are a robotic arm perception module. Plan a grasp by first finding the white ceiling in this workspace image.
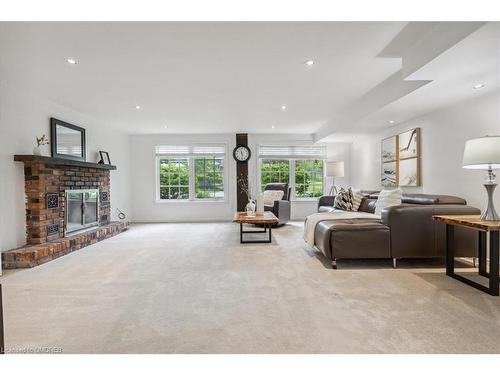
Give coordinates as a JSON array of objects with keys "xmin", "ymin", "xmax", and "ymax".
[{"xmin": 0, "ymin": 22, "xmax": 497, "ymax": 138}]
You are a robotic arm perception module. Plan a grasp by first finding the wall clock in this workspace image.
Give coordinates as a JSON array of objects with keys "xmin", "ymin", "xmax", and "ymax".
[{"xmin": 233, "ymin": 145, "xmax": 251, "ymax": 162}]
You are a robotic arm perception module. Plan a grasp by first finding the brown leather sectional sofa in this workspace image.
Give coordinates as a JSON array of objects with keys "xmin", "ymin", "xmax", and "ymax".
[{"xmin": 315, "ymin": 192, "xmax": 480, "ymax": 268}]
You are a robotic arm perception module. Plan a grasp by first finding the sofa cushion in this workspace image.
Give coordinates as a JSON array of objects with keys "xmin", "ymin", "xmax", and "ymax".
[
  {"xmin": 334, "ymin": 188, "xmax": 353, "ymax": 210},
  {"xmin": 351, "ymin": 188, "xmax": 364, "ymax": 211},
  {"xmin": 374, "ymin": 189, "xmax": 402, "ymax": 216},
  {"xmin": 263, "ymin": 190, "xmax": 284, "ymax": 205},
  {"xmin": 318, "ymin": 206, "xmax": 336, "ymax": 213}
]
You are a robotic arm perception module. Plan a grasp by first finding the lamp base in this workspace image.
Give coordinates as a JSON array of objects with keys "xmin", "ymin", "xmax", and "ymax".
[{"xmin": 481, "ymin": 183, "xmax": 500, "ymax": 221}]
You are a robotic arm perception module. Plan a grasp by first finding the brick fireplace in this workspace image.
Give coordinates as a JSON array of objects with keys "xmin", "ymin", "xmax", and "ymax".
[{"xmin": 1, "ymin": 155, "xmax": 128, "ymax": 268}]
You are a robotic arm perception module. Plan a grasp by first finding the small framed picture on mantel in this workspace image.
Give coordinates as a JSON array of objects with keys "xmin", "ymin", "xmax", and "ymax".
[{"xmin": 99, "ymin": 151, "xmax": 111, "ymax": 165}]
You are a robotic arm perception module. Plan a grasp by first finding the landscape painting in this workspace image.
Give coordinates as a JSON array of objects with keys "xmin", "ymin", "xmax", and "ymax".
[
  {"xmin": 382, "ymin": 135, "xmax": 397, "ymax": 162},
  {"xmin": 399, "ymin": 157, "xmax": 419, "ymax": 186},
  {"xmin": 381, "ymin": 161, "xmax": 397, "ymax": 187},
  {"xmin": 399, "ymin": 128, "xmax": 420, "ymax": 159}
]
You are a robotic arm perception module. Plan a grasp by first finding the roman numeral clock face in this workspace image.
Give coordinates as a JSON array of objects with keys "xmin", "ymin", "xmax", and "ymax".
[{"xmin": 233, "ymin": 146, "xmax": 251, "ymax": 162}]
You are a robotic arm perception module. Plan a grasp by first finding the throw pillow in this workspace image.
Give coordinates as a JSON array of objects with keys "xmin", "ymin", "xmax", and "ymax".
[
  {"xmin": 374, "ymin": 188, "xmax": 403, "ymax": 216},
  {"xmin": 351, "ymin": 188, "xmax": 364, "ymax": 211},
  {"xmin": 334, "ymin": 188, "xmax": 353, "ymax": 211},
  {"xmin": 263, "ymin": 190, "xmax": 285, "ymax": 206}
]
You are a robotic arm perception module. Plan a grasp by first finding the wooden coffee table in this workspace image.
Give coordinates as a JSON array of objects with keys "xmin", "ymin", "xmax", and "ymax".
[{"xmin": 233, "ymin": 211, "xmax": 279, "ymax": 243}]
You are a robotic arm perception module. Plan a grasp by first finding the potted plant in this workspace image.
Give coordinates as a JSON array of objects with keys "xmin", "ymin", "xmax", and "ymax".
[{"xmin": 34, "ymin": 134, "xmax": 49, "ymax": 156}]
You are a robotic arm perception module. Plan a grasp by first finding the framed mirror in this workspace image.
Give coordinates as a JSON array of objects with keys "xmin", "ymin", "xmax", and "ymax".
[{"xmin": 50, "ymin": 118, "xmax": 86, "ymax": 161}]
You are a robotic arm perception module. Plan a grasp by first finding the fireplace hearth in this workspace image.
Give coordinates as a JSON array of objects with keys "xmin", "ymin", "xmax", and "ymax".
[{"xmin": 1, "ymin": 155, "xmax": 128, "ymax": 269}]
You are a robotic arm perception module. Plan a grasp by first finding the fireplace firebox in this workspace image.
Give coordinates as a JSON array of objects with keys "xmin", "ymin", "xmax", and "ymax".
[{"xmin": 65, "ymin": 189, "xmax": 99, "ymax": 235}]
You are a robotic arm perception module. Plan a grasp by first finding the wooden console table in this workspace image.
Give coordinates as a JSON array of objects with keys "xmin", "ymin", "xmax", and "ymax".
[{"xmin": 433, "ymin": 215, "xmax": 499, "ymax": 296}]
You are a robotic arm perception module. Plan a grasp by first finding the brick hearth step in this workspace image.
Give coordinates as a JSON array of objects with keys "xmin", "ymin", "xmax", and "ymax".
[{"xmin": 2, "ymin": 221, "xmax": 129, "ymax": 269}]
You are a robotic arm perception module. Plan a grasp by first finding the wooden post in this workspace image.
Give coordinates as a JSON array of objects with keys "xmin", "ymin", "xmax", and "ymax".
[{"xmin": 236, "ymin": 134, "xmax": 249, "ymax": 212}]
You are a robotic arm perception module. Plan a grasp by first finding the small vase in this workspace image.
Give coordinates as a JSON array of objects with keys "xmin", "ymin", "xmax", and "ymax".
[
  {"xmin": 246, "ymin": 199, "xmax": 256, "ymax": 217},
  {"xmin": 33, "ymin": 145, "xmax": 48, "ymax": 156}
]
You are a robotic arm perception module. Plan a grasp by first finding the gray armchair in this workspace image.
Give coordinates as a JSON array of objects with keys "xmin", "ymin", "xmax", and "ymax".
[{"xmin": 263, "ymin": 183, "xmax": 291, "ymax": 226}]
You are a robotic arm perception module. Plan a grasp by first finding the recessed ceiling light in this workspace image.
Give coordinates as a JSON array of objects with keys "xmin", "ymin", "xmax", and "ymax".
[
  {"xmin": 388, "ymin": 120, "xmax": 395, "ymax": 124},
  {"xmin": 281, "ymin": 105, "xmax": 287, "ymax": 111},
  {"xmin": 271, "ymin": 125, "xmax": 275, "ymax": 129},
  {"xmin": 135, "ymin": 105, "xmax": 141, "ymax": 110},
  {"xmin": 163, "ymin": 125, "xmax": 168, "ymax": 129},
  {"xmin": 305, "ymin": 59, "xmax": 315, "ymax": 66},
  {"xmin": 66, "ymin": 58, "xmax": 77, "ymax": 65},
  {"xmin": 473, "ymin": 83, "xmax": 485, "ymax": 89}
]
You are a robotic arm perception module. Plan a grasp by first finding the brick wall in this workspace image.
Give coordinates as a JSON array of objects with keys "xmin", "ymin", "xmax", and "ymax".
[{"xmin": 23, "ymin": 162, "xmax": 111, "ymax": 244}]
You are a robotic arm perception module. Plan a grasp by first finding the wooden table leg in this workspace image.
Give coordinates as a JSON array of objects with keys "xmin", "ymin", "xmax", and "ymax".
[
  {"xmin": 489, "ymin": 231, "xmax": 499, "ymax": 296},
  {"xmin": 479, "ymin": 231, "xmax": 487, "ymax": 276}
]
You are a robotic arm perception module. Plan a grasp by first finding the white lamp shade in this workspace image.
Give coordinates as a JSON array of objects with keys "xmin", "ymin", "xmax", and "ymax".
[
  {"xmin": 326, "ymin": 161, "xmax": 345, "ymax": 177},
  {"xmin": 462, "ymin": 136, "xmax": 500, "ymax": 170}
]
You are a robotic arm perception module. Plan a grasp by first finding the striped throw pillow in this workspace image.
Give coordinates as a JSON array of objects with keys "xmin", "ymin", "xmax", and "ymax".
[
  {"xmin": 351, "ymin": 188, "xmax": 364, "ymax": 211},
  {"xmin": 334, "ymin": 188, "xmax": 353, "ymax": 211}
]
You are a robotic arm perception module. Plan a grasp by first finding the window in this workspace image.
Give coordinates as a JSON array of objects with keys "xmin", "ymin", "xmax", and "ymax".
[
  {"xmin": 258, "ymin": 145, "xmax": 325, "ymax": 200},
  {"xmin": 156, "ymin": 145, "xmax": 226, "ymax": 201},
  {"xmin": 159, "ymin": 158, "xmax": 189, "ymax": 199},
  {"xmin": 195, "ymin": 157, "xmax": 224, "ymax": 199},
  {"xmin": 295, "ymin": 160, "xmax": 324, "ymax": 198},
  {"xmin": 260, "ymin": 159, "xmax": 289, "ymax": 191}
]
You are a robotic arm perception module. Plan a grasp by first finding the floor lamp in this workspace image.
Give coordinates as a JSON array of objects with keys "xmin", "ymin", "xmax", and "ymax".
[{"xmin": 326, "ymin": 161, "xmax": 344, "ymax": 195}]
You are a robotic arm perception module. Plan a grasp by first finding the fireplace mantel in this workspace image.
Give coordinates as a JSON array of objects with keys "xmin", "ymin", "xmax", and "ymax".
[{"xmin": 14, "ymin": 155, "xmax": 117, "ymax": 170}]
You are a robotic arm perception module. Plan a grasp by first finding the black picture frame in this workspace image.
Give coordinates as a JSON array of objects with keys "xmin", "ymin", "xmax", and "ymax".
[
  {"xmin": 50, "ymin": 118, "xmax": 86, "ymax": 161},
  {"xmin": 99, "ymin": 151, "xmax": 111, "ymax": 165}
]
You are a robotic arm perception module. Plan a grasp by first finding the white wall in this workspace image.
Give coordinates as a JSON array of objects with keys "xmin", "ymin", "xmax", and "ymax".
[
  {"xmin": 350, "ymin": 91, "xmax": 500, "ymax": 210},
  {"xmin": 130, "ymin": 133, "xmax": 351, "ymax": 222},
  {"xmin": 0, "ymin": 84, "xmax": 132, "ymax": 252},
  {"xmin": 130, "ymin": 133, "xmax": 237, "ymax": 222}
]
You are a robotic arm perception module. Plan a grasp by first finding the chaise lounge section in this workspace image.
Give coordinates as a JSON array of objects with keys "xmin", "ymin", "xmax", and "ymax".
[{"xmin": 314, "ymin": 192, "xmax": 480, "ymax": 268}]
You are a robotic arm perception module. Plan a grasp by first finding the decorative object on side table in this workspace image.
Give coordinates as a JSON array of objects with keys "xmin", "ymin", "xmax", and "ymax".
[
  {"xmin": 33, "ymin": 134, "xmax": 50, "ymax": 156},
  {"xmin": 326, "ymin": 161, "xmax": 344, "ymax": 194},
  {"xmin": 462, "ymin": 135, "xmax": 500, "ymax": 220},
  {"xmin": 50, "ymin": 118, "xmax": 86, "ymax": 161},
  {"xmin": 99, "ymin": 151, "xmax": 111, "ymax": 165},
  {"xmin": 237, "ymin": 173, "xmax": 256, "ymax": 216}
]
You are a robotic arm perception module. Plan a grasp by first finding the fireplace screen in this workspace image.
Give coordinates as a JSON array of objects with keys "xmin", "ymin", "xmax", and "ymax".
[{"xmin": 65, "ymin": 189, "xmax": 99, "ymax": 235}]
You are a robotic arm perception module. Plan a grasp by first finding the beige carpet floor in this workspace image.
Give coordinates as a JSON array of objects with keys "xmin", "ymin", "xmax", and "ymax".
[{"xmin": 1, "ymin": 222, "xmax": 499, "ymax": 353}]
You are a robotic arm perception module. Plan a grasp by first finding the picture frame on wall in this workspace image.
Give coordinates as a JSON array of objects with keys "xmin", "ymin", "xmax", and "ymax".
[
  {"xmin": 398, "ymin": 128, "xmax": 420, "ymax": 160},
  {"xmin": 381, "ymin": 135, "xmax": 398, "ymax": 163},
  {"xmin": 399, "ymin": 157, "xmax": 420, "ymax": 186},
  {"xmin": 381, "ymin": 161, "xmax": 398, "ymax": 187}
]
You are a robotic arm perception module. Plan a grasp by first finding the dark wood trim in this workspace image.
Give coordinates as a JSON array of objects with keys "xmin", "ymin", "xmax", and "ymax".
[
  {"xmin": 50, "ymin": 117, "xmax": 86, "ymax": 162},
  {"xmin": 14, "ymin": 155, "xmax": 117, "ymax": 170},
  {"xmin": 236, "ymin": 134, "xmax": 249, "ymax": 211}
]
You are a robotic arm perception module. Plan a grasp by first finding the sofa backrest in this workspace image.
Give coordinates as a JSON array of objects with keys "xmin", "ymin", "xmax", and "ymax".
[{"xmin": 363, "ymin": 192, "xmax": 467, "ymax": 206}]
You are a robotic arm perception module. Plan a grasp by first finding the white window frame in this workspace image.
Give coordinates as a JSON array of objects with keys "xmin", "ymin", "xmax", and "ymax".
[
  {"xmin": 257, "ymin": 145, "xmax": 326, "ymax": 202},
  {"xmin": 155, "ymin": 144, "xmax": 228, "ymax": 203}
]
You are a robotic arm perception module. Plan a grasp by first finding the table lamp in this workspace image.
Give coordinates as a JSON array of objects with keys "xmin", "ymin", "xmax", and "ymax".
[
  {"xmin": 462, "ymin": 135, "xmax": 500, "ymax": 220},
  {"xmin": 326, "ymin": 161, "xmax": 344, "ymax": 195}
]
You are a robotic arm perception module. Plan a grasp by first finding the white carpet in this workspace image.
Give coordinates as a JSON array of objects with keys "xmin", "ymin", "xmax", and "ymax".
[{"xmin": 1, "ymin": 222, "xmax": 499, "ymax": 353}]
